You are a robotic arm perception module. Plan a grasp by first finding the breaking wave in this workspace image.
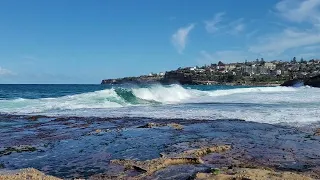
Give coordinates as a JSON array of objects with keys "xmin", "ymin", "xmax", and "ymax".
[
  {"xmin": 0, "ymin": 84, "xmax": 302, "ymax": 114},
  {"xmin": 1, "ymin": 84, "xmax": 320, "ymax": 125}
]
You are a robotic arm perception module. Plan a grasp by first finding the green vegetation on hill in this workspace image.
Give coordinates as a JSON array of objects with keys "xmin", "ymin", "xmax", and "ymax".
[{"xmin": 102, "ymin": 58, "xmax": 320, "ymax": 86}]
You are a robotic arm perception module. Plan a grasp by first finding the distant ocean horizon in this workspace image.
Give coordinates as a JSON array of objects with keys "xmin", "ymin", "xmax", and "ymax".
[{"xmin": 0, "ymin": 84, "xmax": 319, "ymax": 126}]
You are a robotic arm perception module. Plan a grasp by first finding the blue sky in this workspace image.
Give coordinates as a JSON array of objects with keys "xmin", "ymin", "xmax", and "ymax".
[{"xmin": 1, "ymin": 0, "xmax": 320, "ymax": 83}]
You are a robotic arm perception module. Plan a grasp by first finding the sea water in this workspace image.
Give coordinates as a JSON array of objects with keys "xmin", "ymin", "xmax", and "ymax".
[
  {"xmin": 0, "ymin": 84, "xmax": 319, "ymax": 126},
  {"xmin": 1, "ymin": 84, "xmax": 320, "ymax": 178}
]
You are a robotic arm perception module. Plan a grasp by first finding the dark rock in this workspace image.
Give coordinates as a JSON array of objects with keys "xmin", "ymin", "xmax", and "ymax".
[
  {"xmin": 27, "ymin": 115, "xmax": 46, "ymax": 121},
  {"xmin": 101, "ymin": 75, "xmax": 163, "ymax": 85},
  {"xmin": 314, "ymin": 128, "xmax": 320, "ymax": 136},
  {"xmin": 111, "ymin": 145, "xmax": 231, "ymax": 177},
  {"xmin": 137, "ymin": 123, "xmax": 164, "ymax": 128},
  {"xmin": 281, "ymin": 74, "xmax": 320, "ymax": 88},
  {"xmin": 0, "ymin": 145, "xmax": 37, "ymax": 156},
  {"xmin": 305, "ymin": 74, "xmax": 320, "ymax": 87},
  {"xmin": 281, "ymin": 79, "xmax": 304, "ymax": 87}
]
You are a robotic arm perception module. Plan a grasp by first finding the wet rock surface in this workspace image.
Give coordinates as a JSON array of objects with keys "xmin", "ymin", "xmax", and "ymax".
[
  {"xmin": 0, "ymin": 115, "xmax": 319, "ymax": 179},
  {"xmin": 281, "ymin": 74, "xmax": 320, "ymax": 88},
  {"xmin": 195, "ymin": 168, "xmax": 313, "ymax": 180},
  {"xmin": 0, "ymin": 168, "xmax": 61, "ymax": 180},
  {"xmin": 108, "ymin": 145, "xmax": 231, "ymax": 179},
  {"xmin": 0, "ymin": 145, "xmax": 37, "ymax": 157},
  {"xmin": 138, "ymin": 122, "xmax": 184, "ymax": 130},
  {"xmin": 314, "ymin": 128, "xmax": 320, "ymax": 136}
]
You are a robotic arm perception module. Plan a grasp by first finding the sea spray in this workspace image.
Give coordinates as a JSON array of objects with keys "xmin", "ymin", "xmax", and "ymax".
[
  {"xmin": 132, "ymin": 84, "xmax": 192, "ymax": 103},
  {"xmin": 0, "ymin": 84, "xmax": 309, "ymax": 113},
  {"xmin": 0, "ymin": 84, "xmax": 319, "ymax": 125}
]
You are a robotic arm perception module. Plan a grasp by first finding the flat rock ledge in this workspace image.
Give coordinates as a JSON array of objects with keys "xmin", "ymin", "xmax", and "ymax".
[
  {"xmin": 137, "ymin": 122, "xmax": 184, "ymax": 130},
  {"xmin": 0, "ymin": 168, "xmax": 61, "ymax": 180},
  {"xmin": 0, "ymin": 167, "xmax": 313, "ymax": 180},
  {"xmin": 94, "ymin": 144, "xmax": 314, "ymax": 180},
  {"xmin": 111, "ymin": 145, "xmax": 232, "ymax": 175},
  {"xmin": 195, "ymin": 168, "xmax": 313, "ymax": 180}
]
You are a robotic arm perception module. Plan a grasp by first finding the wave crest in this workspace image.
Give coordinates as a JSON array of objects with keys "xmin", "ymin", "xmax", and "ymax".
[{"xmin": 0, "ymin": 84, "xmax": 300, "ymax": 114}]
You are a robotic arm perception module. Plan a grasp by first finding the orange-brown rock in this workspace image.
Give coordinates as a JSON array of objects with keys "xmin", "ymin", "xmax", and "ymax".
[
  {"xmin": 111, "ymin": 145, "xmax": 231, "ymax": 176},
  {"xmin": 0, "ymin": 168, "xmax": 61, "ymax": 180},
  {"xmin": 195, "ymin": 168, "xmax": 314, "ymax": 180}
]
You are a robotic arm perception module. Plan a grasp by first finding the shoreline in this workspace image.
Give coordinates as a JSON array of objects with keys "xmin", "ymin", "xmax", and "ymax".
[
  {"xmin": 0, "ymin": 115, "xmax": 319, "ymax": 179},
  {"xmin": 216, "ymin": 82, "xmax": 282, "ymax": 87},
  {"xmin": 101, "ymin": 80, "xmax": 283, "ymax": 87}
]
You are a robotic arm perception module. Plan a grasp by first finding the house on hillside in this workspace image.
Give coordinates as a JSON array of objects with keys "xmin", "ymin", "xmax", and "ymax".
[
  {"xmin": 225, "ymin": 64, "xmax": 237, "ymax": 72},
  {"xmin": 264, "ymin": 62, "xmax": 276, "ymax": 70},
  {"xmin": 217, "ymin": 61, "xmax": 225, "ymax": 70}
]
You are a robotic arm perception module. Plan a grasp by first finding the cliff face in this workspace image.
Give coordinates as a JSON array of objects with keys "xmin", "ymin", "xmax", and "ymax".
[
  {"xmin": 305, "ymin": 74, "xmax": 320, "ymax": 87},
  {"xmin": 101, "ymin": 69, "xmax": 238, "ymax": 85},
  {"xmin": 101, "ymin": 76, "xmax": 163, "ymax": 84},
  {"xmin": 281, "ymin": 74, "xmax": 320, "ymax": 88},
  {"xmin": 101, "ymin": 71, "xmax": 211, "ymax": 85},
  {"xmin": 101, "ymin": 70, "xmax": 193, "ymax": 85},
  {"xmin": 102, "ymin": 69, "xmax": 310, "ymax": 86},
  {"xmin": 280, "ymin": 79, "xmax": 304, "ymax": 87},
  {"xmin": 162, "ymin": 71, "xmax": 193, "ymax": 85}
]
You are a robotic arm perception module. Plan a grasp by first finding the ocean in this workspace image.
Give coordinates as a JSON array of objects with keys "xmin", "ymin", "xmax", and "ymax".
[
  {"xmin": 1, "ymin": 84, "xmax": 320, "ymax": 179},
  {"xmin": 0, "ymin": 84, "xmax": 319, "ymax": 125}
]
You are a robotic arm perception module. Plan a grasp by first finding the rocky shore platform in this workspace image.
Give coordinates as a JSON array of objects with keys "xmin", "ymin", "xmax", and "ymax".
[{"xmin": 0, "ymin": 115, "xmax": 320, "ymax": 179}]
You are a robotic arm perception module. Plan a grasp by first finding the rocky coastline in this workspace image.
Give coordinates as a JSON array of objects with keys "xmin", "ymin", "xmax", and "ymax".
[
  {"xmin": 281, "ymin": 74, "xmax": 320, "ymax": 87},
  {"xmin": 102, "ymin": 59, "xmax": 320, "ymax": 87},
  {"xmin": 101, "ymin": 75, "xmax": 283, "ymax": 86},
  {"xmin": 1, "ymin": 115, "xmax": 320, "ymax": 179},
  {"xmin": 102, "ymin": 73, "xmax": 320, "ymax": 88}
]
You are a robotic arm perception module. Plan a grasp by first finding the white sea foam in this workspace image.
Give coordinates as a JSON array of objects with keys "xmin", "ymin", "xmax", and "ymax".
[
  {"xmin": 132, "ymin": 84, "xmax": 192, "ymax": 103},
  {"xmin": 207, "ymin": 86, "xmax": 296, "ymax": 96},
  {"xmin": 0, "ymin": 89, "xmax": 125, "ymax": 113},
  {"xmin": 0, "ymin": 85, "xmax": 319, "ymax": 126}
]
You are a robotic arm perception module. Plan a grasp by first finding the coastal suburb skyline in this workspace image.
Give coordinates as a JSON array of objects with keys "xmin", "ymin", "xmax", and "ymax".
[{"xmin": 1, "ymin": 0, "xmax": 320, "ymax": 83}]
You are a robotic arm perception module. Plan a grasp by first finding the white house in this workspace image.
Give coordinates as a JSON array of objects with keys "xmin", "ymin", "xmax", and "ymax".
[
  {"xmin": 225, "ymin": 64, "xmax": 236, "ymax": 71},
  {"xmin": 264, "ymin": 62, "xmax": 276, "ymax": 70},
  {"xmin": 276, "ymin": 70, "xmax": 282, "ymax": 75}
]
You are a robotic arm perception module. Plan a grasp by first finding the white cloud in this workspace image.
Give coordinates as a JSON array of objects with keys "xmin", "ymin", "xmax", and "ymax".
[
  {"xmin": 195, "ymin": 0, "xmax": 320, "ymax": 63},
  {"xmin": 228, "ymin": 18, "xmax": 245, "ymax": 35},
  {"xmin": 171, "ymin": 24, "xmax": 195, "ymax": 54},
  {"xmin": 249, "ymin": 0, "xmax": 320, "ymax": 55},
  {"xmin": 275, "ymin": 0, "xmax": 320, "ymax": 24},
  {"xmin": 249, "ymin": 28, "xmax": 320, "ymax": 54},
  {"xmin": 0, "ymin": 67, "xmax": 15, "ymax": 76},
  {"xmin": 204, "ymin": 13, "xmax": 246, "ymax": 35},
  {"xmin": 204, "ymin": 12, "xmax": 225, "ymax": 33},
  {"xmin": 234, "ymin": 23, "xmax": 245, "ymax": 33}
]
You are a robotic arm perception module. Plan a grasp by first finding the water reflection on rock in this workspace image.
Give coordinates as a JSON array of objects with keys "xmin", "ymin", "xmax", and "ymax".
[{"xmin": 0, "ymin": 115, "xmax": 319, "ymax": 179}]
